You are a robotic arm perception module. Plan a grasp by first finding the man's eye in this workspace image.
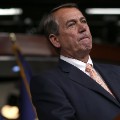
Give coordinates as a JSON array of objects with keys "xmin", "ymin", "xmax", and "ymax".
[
  {"xmin": 81, "ymin": 19, "xmax": 87, "ymax": 23},
  {"xmin": 68, "ymin": 22, "xmax": 76, "ymax": 27}
]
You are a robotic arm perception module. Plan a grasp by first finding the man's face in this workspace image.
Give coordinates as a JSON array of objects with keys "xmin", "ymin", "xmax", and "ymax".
[{"xmin": 52, "ymin": 7, "xmax": 92, "ymax": 59}]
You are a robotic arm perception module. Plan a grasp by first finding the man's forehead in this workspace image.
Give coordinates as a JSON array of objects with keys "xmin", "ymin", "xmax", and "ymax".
[{"xmin": 53, "ymin": 7, "xmax": 83, "ymax": 20}]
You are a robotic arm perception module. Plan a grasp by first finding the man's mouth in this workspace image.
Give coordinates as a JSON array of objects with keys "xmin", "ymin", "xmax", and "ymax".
[{"xmin": 80, "ymin": 35, "xmax": 89, "ymax": 41}]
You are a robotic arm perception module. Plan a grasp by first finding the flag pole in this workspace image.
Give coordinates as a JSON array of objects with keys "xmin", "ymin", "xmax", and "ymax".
[
  {"xmin": 9, "ymin": 33, "xmax": 31, "ymax": 99},
  {"xmin": 9, "ymin": 33, "xmax": 37, "ymax": 119}
]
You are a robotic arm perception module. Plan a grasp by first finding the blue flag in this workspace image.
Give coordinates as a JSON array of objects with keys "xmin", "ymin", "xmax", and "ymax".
[
  {"xmin": 11, "ymin": 33, "xmax": 36, "ymax": 120},
  {"xmin": 18, "ymin": 51, "xmax": 36, "ymax": 120}
]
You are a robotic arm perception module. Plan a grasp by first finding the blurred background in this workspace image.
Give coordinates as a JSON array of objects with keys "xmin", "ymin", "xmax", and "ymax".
[{"xmin": 0, "ymin": 0, "xmax": 120, "ymax": 119}]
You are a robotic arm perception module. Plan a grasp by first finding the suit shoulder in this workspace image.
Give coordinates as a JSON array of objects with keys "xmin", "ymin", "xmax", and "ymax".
[
  {"xmin": 34, "ymin": 67, "xmax": 60, "ymax": 78},
  {"xmin": 30, "ymin": 67, "xmax": 63, "ymax": 95},
  {"xmin": 95, "ymin": 62, "xmax": 120, "ymax": 71},
  {"xmin": 30, "ymin": 67, "xmax": 61, "ymax": 85}
]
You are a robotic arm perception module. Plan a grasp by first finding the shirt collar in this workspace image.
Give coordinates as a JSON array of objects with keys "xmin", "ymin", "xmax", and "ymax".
[{"xmin": 60, "ymin": 55, "xmax": 93, "ymax": 73}]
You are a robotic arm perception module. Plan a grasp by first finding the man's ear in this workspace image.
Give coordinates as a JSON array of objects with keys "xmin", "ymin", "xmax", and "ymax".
[{"xmin": 49, "ymin": 34, "xmax": 60, "ymax": 48}]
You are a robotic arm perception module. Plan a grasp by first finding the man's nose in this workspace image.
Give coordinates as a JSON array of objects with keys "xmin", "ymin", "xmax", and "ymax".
[{"xmin": 78, "ymin": 23, "xmax": 86, "ymax": 33}]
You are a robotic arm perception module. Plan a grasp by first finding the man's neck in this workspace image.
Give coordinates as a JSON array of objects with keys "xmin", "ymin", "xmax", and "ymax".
[{"xmin": 60, "ymin": 54, "xmax": 89, "ymax": 63}]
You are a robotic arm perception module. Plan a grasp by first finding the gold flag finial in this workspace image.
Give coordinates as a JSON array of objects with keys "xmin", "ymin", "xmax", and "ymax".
[{"xmin": 9, "ymin": 33, "xmax": 16, "ymax": 43}]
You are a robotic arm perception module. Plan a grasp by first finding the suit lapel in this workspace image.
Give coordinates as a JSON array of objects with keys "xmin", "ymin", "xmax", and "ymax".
[{"xmin": 59, "ymin": 60, "xmax": 120, "ymax": 107}]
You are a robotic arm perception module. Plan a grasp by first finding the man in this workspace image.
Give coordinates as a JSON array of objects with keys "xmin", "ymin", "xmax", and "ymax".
[{"xmin": 30, "ymin": 3, "xmax": 120, "ymax": 120}]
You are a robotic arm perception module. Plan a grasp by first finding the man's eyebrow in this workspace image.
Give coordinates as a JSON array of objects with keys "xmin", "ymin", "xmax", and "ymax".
[
  {"xmin": 66, "ymin": 19, "xmax": 76, "ymax": 25},
  {"xmin": 80, "ymin": 17, "xmax": 86, "ymax": 20},
  {"xmin": 65, "ymin": 16, "xmax": 86, "ymax": 26}
]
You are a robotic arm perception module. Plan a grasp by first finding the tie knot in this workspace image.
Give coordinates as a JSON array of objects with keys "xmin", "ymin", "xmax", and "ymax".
[{"xmin": 85, "ymin": 63, "xmax": 93, "ymax": 72}]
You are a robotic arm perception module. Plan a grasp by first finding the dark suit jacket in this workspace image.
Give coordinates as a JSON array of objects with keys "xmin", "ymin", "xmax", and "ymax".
[{"xmin": 30, "ymin": 59, "xmax": 120, "ymax": 120}]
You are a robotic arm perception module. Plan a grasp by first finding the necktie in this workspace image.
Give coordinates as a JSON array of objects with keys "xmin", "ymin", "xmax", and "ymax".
[{"xmin": 85, "ymin": 63, "xmax": 113, "ymax": 96}]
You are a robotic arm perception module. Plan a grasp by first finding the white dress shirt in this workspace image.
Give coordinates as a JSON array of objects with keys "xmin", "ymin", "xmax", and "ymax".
[{"xmin": 60, "ymin": 55, "xmax": 93, "ymax": 75}]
